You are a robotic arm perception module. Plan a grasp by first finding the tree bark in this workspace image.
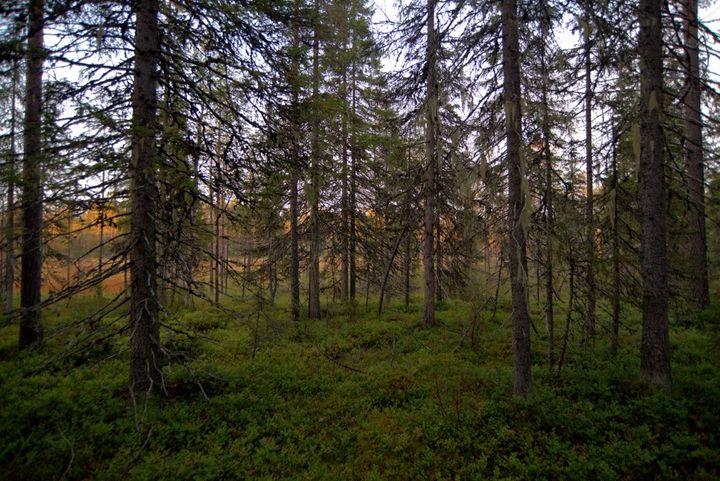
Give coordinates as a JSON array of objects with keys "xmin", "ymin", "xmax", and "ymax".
[
  {"xmin": 683, "ymin": 0, "xmax": 708, "ymax": 311},
  {"xmin": 129, "ymin": 0, "xmax": 161, "ymax": 395},
  {"xmin": 610, "ymin": 122, "xmax": 620, "ymax": 356},
  {"xmin": 289, "ymin": 10, "xmax": 301, "ymax": 323},
  {"xmin": 290, "ymin": 174, "xmax": 300, "ymax": 322},
  {"xmin": 435, "ymin": 219, "xmax": 443, "ymax": 303},
  {"xmin": 639, "ymin": 0, "xmax": 670, "ymax": 386},
  {"xmin": 583, "ymin": 0, "xmax": 596, "ymax": 343},
  {"xmin": 349, "ymin": 59, "xmax": 357, "ymax": 301},
  {"xmin": 5, "ymin": 61, "xmax": 18, "ymax": 315},
  {"xmin": 340, "ymin": 73, "xmax": 349, "ymax": 302},
  {"xmin": 502, "ymin": 0, "xmax": 531, "ymax": 395},
  {"xmin": 540, "ymin": 25, "xmax": 554, "ymax": 368},
  {"xmin": 96, "ymin": 171, "xmax": 105, "ymax": 299},
  {"xmin": 422, "ymin": 0, "xmax": 438, "ymax": 328},
  {"xmin": 19, "ymin": 0, "xmax": 44, "ymax": 349},
  {"xmin": 308, "ymin": 0, "xmax": 322, "ymax": 320}
]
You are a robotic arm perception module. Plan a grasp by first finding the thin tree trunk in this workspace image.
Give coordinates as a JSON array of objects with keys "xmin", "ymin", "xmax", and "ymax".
[
  {"xmin": 540, "ymin": 25, "xmax": 554, "ymax": 368},
  {"xmin": 214, "ymin": 138, "xmax": 221, "ymax": 305},
  {"xmin": 129, "ymin": 0, "xmax": 161, "ymax": 395},
  {"xmin": 5, "ymin": 62, "xmax": 18, "ymax": 314},
  {"xmin": 349, "ymin": 59, "xmax": 357, "ymax": 301},
  {"xmin": 502, "ymin": 0, "xmax": 531, "ymax": 395},
  {"xmin": 289, "ymin": 10, "xmax": 301, "ymax": 322},
  {"xmin": 378, "ymin": 227, "xmax": 407, "ymax": 316},
  {"xmin": 290, "ymin": 173, "xmax": 300, "ymax": 321},
  {"xmin": 404, "ymin": 221, "xmax": 411, "ymax": 309},
  {"xmin": 583, "ymin": 0, "xmax": 596, "ymax": 343},
  {"xmin": 683, "ymin": 0, "xmax": 708, "ymax": 311},
  {"xmin": 66, "ymin": 215, "xmax": 72, "ymax": 288},
  {"xmin": 221, "ymin": 193, "xmax": 228, "ymax": 295},
  {"xmin": 557, "ymin": 255, "xmax": 575, "ymax": 377},
  {"xmin": 208, "ymin": 188, "xmax": 214, "ymax": 292},
  {"xmin": 19, "ymin": 0, "xmax": 44, "ymax": 349},
  {"xmin": 435, "ymin": 219, "xmax": 443, "ymax": 303},
  {"xmin": 638, "ymin": 0, "xmax": 670, "ymax": 386},
  {"xmin": 340, "ymin": 73, "xmax": 349, "ymax": 302},
  {"xmin": 96, "ymin": 171, "xmax": 105, "ymax": 299},
  {"xmin": 610, "ymin": 122, "xmax": 620, "ymax": 356},
  {"xmin": 308, "ymin": 0, "xmax": 321, "ymax": 320},
  {"xmin": 422, "ymin": 0, "xmax": 438, "ymax": 328}
]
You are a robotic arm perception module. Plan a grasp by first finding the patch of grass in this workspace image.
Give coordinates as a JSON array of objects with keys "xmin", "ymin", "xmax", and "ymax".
[{"xmin": 1, "ymin": 294, "xmax": 719, "ymax": 480}]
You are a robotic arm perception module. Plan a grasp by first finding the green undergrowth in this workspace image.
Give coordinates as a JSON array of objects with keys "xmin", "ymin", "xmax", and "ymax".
[{"xmin": 1, "ymin": 297, "xmax": 719, "ymax": 480}]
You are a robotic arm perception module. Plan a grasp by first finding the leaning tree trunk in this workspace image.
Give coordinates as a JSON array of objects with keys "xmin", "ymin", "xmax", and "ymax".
[
  {"xmin": 638, "ymin": 0, "xmax": 670, "ymax": 386},
  {"xmin": 19, "ymin": 0, "xmax": 45, "ymax": 350},
  {"xmin": 422, "ymin": 0, "xmax": 438, "ymax": 328},
  {"xmin": 129, "ymin": 0, "xmax": 161, "ymax": 395},
  {"xmin": 502, "ymin": 0, "xmax": 532, "ymax": 396},
  {"xmin": 683, "ymin": 0, "xmax": 708, "ymax": 311}
]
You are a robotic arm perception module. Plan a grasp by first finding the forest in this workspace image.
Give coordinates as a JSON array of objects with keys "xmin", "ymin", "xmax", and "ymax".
[{"xmin": 1, "ymin": 0, "xmax": 719, "ymax": 479}]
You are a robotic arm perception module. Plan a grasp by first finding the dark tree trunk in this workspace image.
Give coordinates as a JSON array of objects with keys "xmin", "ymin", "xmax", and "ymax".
[
  {"xmin": 349, "ymin": 60, "xmax": 357, "ymax": 301},
  {"xmin": 308, "ymin": 0, "xmax": 321, "ymax": 320},
  {"xmin": 19, "ymin": 0, "xmax": 44, "ymax": 349},
  {"xmin": 610, "ymin": 123, "xmax": 620, "ymax": 356},
  {"xmin": 557, "ymin": 254, "xmax": 576, "ymax": 377},
  {"xmin": 435, "ymin": 219, "xmax": 443, "ymax": 303},
  {"xmin": 5, "ymin": 62, "xmax": 18, "ymax": 315},
  {"xmin": 290, "ymin": 174, "xmax": 300, "ymax": 322},
  {"xmin": 96, "ymin": 171, "xmax": 105, "ymax": 299},
  {"xmin": 422, "ymin": 0, "xmax": 438, "ymax": 328},
  {"xmin": 502, "ymin": 0, "xmax": 531, "ymax": 395},
  {"xmin": 340, "ymin": 74, "xmax": 349, "ymax": 302},
  {"xmin": 583, "ymin": 0, "xmax": 596, "ymax": 343},
  {"xmin": 639, "ymin": 0, "xmax": 670, "ymax": 386},
  {"xmin": 683, "ymin": 0, "xmax": 708, "ymax": 311},
  {"xmin": 540, "ymin": 25, "xmax": 554, "ymax": 368},
  {"xmin": 289, "ymin": 12, "xmax": 301, "ymax": 323},
  {"xmin": 129, "ymin": 0, "xmax": 161, "ymax": 395}
]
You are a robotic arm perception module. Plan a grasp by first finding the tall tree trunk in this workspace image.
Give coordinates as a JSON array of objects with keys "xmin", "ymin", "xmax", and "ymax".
[
  {"xmin": 290, "ymin": 173, "xmax": 300, "ymax": 322},
  {"xmin": 435, "ymin": 219, "xmax": 443, "ymax": 303},
  {"xmin": 422, "ymin": 0, "xmax": 438, "ymax": 328},
  {"xmin": 610, "ymin": 122, "xmax": 620, "ymax": 356},
  {"xmin": 19, "ymin": 0, "xmax": 44, "ymax": 349},
  {"xmin": 502, "ymin": 0, "xmax": 531, "ymax": 395},
  {"xmin": 349, "ymin": 59, "xmax": 357, "ymax": 301},
  {"xmin": 289, "ymin": 11, "xmax": 301, "ymax": 323},
  {"xmin": 129, "ymin": 0, "xmax": 161, "ymax": 394},
  {"xmin": 404, "ymin": 230, "xmax": 411, "ymax": 308},
  {"xmin": 583, "ymin": 0, "xmax": 596, "ymax": 343},
  {"xmin": 683, "ymin": 0, "xmax": 708, "ymax": 311},
  {"xmin": 340, "ymin": 73, "xmax": 349, "ymax": 302},
  {"xmin": 638, "ymin": 0, "xmax": 670, "ymax": 386},
  {"xmin": 540, "ymin": 26, "xmax": 554, "ymax": 368},
  {"xmin": 308, "ymin": 0, "xmax": 322, "ymax": 319},
  {"xmin": 5, "ymin": 61, "xmax": 18, "ymax": 315},
  {"xmin": 214, "ymin": 138, "xmax": 221, "ymax": 305},
  {"xmin": 404, "ymin": 158, "xmax": 412, "ymax": 309},
  {"xmin": 66, "ymin": 215, "xmax": 72, "ymax": 288},
  {"xmin": 96, "ymin": 171, "xmax": 105, "ymax": 299},
  {"xmin": 557, "ymin": 254, "xmax": 576, "ymax": 377},
  {"xmin": 208, "ymin": 189, "xmax": 214, "ymax": 293}
]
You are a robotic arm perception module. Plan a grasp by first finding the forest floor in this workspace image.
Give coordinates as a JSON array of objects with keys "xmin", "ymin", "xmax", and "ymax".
[{"xmin": 1, "ymin": 294, "xmax": 719, "ymax": 480}]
